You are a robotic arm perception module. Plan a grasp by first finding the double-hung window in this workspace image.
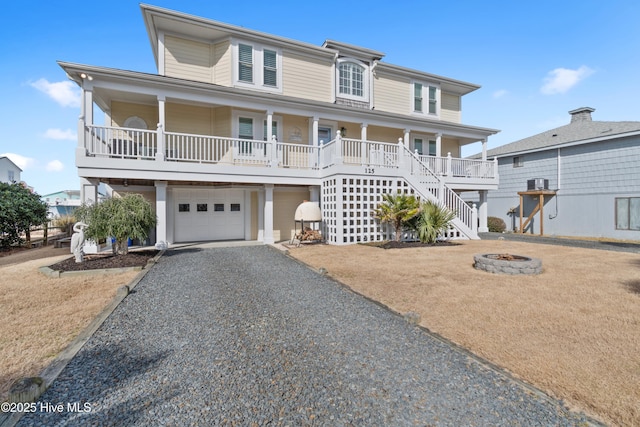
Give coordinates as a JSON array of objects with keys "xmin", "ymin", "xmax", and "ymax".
[
  {"xmin": 412, "ymin": 81, "xmax": 439, "ymax": 116},
  {"xmin": 238, "ymin": 44, "xmax": 253, "ymax": 83},
  {"xmin": 234, "ymin": 41, "xmax": 281, "ymax": 91}
]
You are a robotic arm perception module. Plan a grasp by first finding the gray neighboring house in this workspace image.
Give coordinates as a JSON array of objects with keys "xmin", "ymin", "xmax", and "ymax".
[{"xmin": 478, "ymin": 107, "xmax": 640, "ymax": 240}]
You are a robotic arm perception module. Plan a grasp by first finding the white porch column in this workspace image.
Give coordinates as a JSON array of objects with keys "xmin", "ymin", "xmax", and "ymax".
[
  {"xmin": 335, "ymin": 130, "xmax": 343, "ymax": 165},
  {"xmin": 80, "ymin": 177, "xmax": 98, "ymax": 205},
  {"xmin": 263, "ymin": 184, "xmax": 274, "ymax": 244},
  {"xmin": 481, "ymin": 138, "xmax": 488, "ymax": 161},
  {"xmin": 266, "ymin": 110, "xmax": 273, "ymax": 139},
  {"xmin": 257, "ymin": 190, "xmax": 265, "ymax": 241},
  {"xmin": 80, "ymin": 177, "xmax": 99, "ymax": 254},
  {"xmin": 403, "ymin": 129, "xmax": 410, "ymax": 147},
  {"xmin": 311, "ymin": 117, "xmax": 319, "ymax": 147},
  {"xmin": 435, "ymin": 133, "xmax": 442, "ymax": 157},
  {"xmin": 156, "ymin": 96, "xmax": 166, "ymax": 161},
  {"xmin": 83, "ymin": 83, "xmax": 94, "ymax": 126},
  {"xmin": 155, "ymin": 181, "xmax": 168, "ymax": 249},
  {"xmin": 361, "ymin": 123, "xmax": 368, "ymax": 141},
  {"xmin": 309, "ymin": 186, "xmax": 320, "ymax": 203},
  {"xmin": 478, "ymin": 190, "xmax": 489, "ymax": 233}
]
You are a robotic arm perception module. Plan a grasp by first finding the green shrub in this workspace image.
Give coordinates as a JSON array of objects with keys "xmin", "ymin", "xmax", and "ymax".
[{"xmin": 487, "ymin": 216, "xmax": 506, "ymax": 233}]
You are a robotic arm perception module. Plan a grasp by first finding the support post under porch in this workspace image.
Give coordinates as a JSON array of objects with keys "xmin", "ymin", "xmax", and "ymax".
[
  {"xmin": 263, "ymin": 184, "xmax": 274, "ymax": 244},
  {"xmin": 155, "ymin": 181, "xmax": 168, "ymax": 249},
  {"xmin": 478, "ymin": 190, "xmax": 488, "ymax": 233}
]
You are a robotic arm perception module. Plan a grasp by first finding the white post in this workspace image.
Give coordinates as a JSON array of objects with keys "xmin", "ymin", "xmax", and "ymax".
[
  {"xmin": 155, "ymin": 181, "xmax": 168, "ymax": 249},
  {"xmin": 478, "ymin": 190, "xmax": 488, "ymax": 233},
  {"xmin": 312, "ymin": 117, "xmax": 319, "ymax": 147},
  {"xmin": 435, "ymin": 133, "xmax": 442, "ymax": 157},
  {"xmin": 263, "ymin": 184, "xmax": 274, "ymax": 244},
  {"xmin": 270, "ymin": 135, "xmax": 278, "ymax": 166},
  {"xmin": 481, "ymin": 138, "xmax": 487, "ymax": 161},
  {"xmin": 361, "ymin": 123, "xmax": 368, "ymax": 141},
  {"xmin": 257, "ymin": 190, "xmax": 265, "ymax": 241},
  {"xmin": 156, "ymin": 96, "xmax": 166, "ymax": 161},
  {"xmin": 446, "ymin": 152, "xmax": 453, "ymax": 176},
  {"xmin": 335, "ymin": 130, "xmax": 343, "ymax": 165},
  {"xmin": 398, "ymin": 137, "xmax": 406, "ymax": 169},
  {"xmin": 472, "ymin": 203, "xmax": 479, "ymax": 234},
  {"xmin": 493, "ymin": 157, "xmax": 499, "ymax": 179},
  {"xmin": 403, "ymin": 129, "xmax": 410, "ymax": 147},
  {"xmin": 80, "ymin": 177, "xmax": 99, "ymax": 254}
]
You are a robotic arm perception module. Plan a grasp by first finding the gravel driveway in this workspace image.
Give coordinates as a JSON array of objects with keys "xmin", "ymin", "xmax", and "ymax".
[{"xmin": 18, "ymin": 245, "xmax": 593, "ymax": 426}]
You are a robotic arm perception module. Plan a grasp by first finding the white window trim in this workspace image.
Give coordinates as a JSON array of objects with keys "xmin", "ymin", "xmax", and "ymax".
[
  {"xmin": 231, "ymin": 39, "xmax": 282, "ymax": 93},
  {"xmin": 232, "ymin": 111, "xmax": 283, "ymax": 141},
  {"xmin": 336, "ymin": 58, "xmax": 370, "ymax": 102},
  {"xmin": 411, "ymin": 80, "xmax": 440, "ymax": 117}
]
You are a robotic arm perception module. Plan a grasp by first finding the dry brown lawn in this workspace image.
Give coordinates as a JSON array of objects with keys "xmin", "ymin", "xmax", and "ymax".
[
  {"xmin": 289, "ymin": 240, "xmax": 640, "ymax": 427},
  {"xmin": 0, "ymin": 252, "xmax": 139, "ymax": 403}
]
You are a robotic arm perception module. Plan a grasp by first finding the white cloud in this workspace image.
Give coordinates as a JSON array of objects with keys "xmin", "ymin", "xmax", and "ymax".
[
  {"xmin": 30, "ymin": 78, "xmax": 81, "ymax": 107},
  {"xmin": 45, "ymin": 160, "xmax": 65, "ymax": 172},
  {"xmin": 541, "ymin": 66, "xmax": 594, "ymax": 95},
  {"xmin": 0, "ymin": 153, "xmax": 36, "ymax": 170},
  {"xmin": 493, "ymin": 89, "xmax": 508, "ymax": 99},
  {"xmin": 43, "ymin": 128, "xmax": 77, "ymax": 141}
]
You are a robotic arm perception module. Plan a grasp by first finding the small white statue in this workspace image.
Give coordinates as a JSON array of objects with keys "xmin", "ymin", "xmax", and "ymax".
[{"xmin": 70, "ymin": 222, "xmax": 88, "ymax": 263}]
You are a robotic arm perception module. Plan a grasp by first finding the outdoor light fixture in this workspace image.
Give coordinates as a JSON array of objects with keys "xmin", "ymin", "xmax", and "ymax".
[{"xmin": 79, "ymin": 73, "xmax": 93, "ymax": 81}]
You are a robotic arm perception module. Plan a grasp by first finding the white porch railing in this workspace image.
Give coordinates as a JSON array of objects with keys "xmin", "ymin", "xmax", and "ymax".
[
  {"xmin": 403, "ymin": 147, "xmax": 477, "ymax": 238},
  {"xmin": 82, "ymin": 125, "xmax": 496, "ymax": 183},
  {"xmin": 85, "ymin": 125, "xmax": 157, "ymax": 159},
  {"xmin": 418, "ymin": 153, "xmax": 496, "ymax": 179}
]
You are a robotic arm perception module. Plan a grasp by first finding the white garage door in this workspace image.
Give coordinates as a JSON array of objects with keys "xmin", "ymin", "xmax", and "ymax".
[{"xmin": 174, "ymin": 189, "xmax": 244, "ymax": 242}]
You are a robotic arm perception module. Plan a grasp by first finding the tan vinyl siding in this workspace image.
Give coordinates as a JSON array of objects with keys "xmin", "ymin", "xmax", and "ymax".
[
  {"xmin": 166, "ymin": 103, "xmax": 213, "ymax": 135},
  {"xmin": 441, "ymin": 93, "xmax": 461, "ymax": 123},
  {"xmin": 110, "ymin": 101, "xmax": 158, "ymax": 128},
  {"xmin": 164, "ymin": 36, "xmax": 212, "ymax": 83},
  {"xmin": 282, "ymin": 51, "xmax": 332, "ymax": 102},
  {"xmin": 367, "ymin": 125, "xmax": 402, "ymax": 144},
  {"xmin": 373, "ymin": 74, "xmax": 409, "ymax": 115},
  {"xmin": 274, "ymin": 189, "xmax": 309, "ymax": 242},
  {"xmin": 212, "ymin": 40, "xmax": 231, "ymax": 86},
  {"xmin": 442, "ymin": 137, "xmax": 460, "ymax": 157},
  {"xmin": 282, "ymin": 114, "xmax": 310, "ymax": 145},
  {"xmin": 213, "ymin": 107, "xmax": 232, "ymax": 137}
]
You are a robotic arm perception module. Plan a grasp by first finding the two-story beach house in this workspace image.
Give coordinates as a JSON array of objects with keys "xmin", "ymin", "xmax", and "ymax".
[{"xmin": 59, "ymin": 4, "xmax": 499, "ymax": 247}]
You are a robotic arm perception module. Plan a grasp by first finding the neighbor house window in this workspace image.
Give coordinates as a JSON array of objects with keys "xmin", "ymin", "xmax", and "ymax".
[
  {"xmin": 513, "ymin": 156, "xmax": 523, "ymax": 167},
  {"xmin": 412, "ymin": 82, "xmax": 438, "ymax": 115},
  {"xmin": 8, "ymin": 170, "xmax": 14, "ymax": 182},
  {"xmin": 616, "ymin": 197, "xmax": 640, "ymax": 230},
  {"xmin": 234, "ymin": 41, "xmax": 281, "ymax": 91}
]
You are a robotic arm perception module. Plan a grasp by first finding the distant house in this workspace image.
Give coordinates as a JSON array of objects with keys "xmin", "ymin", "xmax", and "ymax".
[
  {"xmin": 42, "ymin": 190, "xmax": 82, "ymax": 218},
  {"xmin": 481, "ymin": 107, "xmax": 640, "ymax": 240},
  {"xmin": 59, "ymin": 4, "xmax": 500, "ymax": 247},
  {"xmin": 0, "ymin": 156, "xmax": 21, "ymax": 184}
]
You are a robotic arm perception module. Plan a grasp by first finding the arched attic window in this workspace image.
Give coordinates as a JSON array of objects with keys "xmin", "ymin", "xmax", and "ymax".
[
  {"xmin": 123, "ymin": 116, "xmax": 148, "ymax": 130},
  {"xmin": 337, "ymin": 59, "xmax": 369, "ymax": 102}
]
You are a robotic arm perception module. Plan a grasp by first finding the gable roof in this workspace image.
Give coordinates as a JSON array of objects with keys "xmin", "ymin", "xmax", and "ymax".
[
  {"xmin": 482, "ymin": 107, "xmax": 640, "ymax": 158},
  {"xmin": 0, "ymin": 156, "xmax": 22, "ymax": 171}
]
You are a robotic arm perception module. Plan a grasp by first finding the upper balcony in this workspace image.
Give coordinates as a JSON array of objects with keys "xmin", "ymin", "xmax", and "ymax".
[{"xmin": 78, "ymin": 124, "xmax": 498, "ymax": 190}]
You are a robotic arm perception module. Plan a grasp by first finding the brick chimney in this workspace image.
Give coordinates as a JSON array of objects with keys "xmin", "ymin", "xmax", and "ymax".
[{"xmin": 569, "ymin": 107, "xmax": 595, "ymax": 123}]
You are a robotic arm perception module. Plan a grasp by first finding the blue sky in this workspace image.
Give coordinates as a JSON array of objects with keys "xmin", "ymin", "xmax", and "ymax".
[{"xmin": 1, "ymin": 0, "xmax": 639, "ymax": 196}]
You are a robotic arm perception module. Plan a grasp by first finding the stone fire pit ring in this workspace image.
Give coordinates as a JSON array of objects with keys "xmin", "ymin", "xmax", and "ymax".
[{"xmin": 473, "ymin": 253, "xmax": 542, "ymax": 275}]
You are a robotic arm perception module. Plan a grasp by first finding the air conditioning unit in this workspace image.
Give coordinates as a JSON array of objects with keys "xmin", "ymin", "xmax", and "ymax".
[{"xmin": 527, "ymin": 178, "xmax": 549, "ymax": 190}]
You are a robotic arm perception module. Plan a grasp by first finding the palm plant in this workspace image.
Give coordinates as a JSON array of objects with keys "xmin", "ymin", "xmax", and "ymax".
[
  {"xmin": 409, "ymin": 200, "xmax": 456, "ymax": 244},
  {"xmin": 373, "ymin": 193, "xmax": 420, "ymax": 242}
]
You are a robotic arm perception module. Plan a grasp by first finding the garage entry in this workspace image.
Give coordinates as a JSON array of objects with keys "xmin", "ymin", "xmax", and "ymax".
[{"xmin": 174, "ymin": 188, "xmax": 245, "ymax": 242}]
